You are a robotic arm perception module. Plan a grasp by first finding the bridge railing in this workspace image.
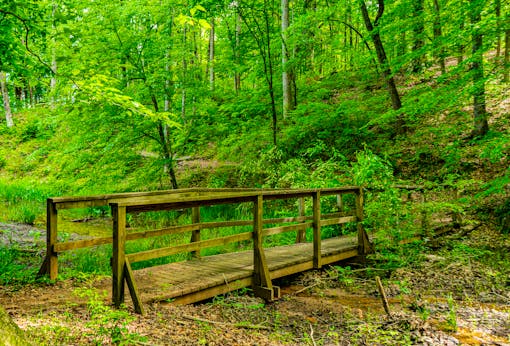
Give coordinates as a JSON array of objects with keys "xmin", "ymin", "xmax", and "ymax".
[
  {"xmin": 38, "ymin": 188, "xmax": 269, "ymax": 279},
  {"xmin": 107, "ymin": 187, "xmax": 370, "ymax": 313}
]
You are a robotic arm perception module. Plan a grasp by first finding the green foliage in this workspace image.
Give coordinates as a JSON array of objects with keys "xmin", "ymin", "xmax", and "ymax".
[
  {"xmin": 0, "ymin": 180, "xmax": 51, "ymax": 224},
  {"xmin": 74, "ymin": 288, "xmax": 147, "ymax": 345},
  {"xmin": 0, "ymin": 247, "xmax": 38, "ymax": 286}
]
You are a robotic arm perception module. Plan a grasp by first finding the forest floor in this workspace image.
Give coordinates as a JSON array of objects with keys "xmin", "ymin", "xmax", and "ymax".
[{"xmin": 1, "ymin": 223, "xmax": 509, "ymax": 345}]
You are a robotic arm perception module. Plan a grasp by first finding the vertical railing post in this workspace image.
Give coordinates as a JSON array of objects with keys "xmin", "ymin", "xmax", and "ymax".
[
  {"xmin": 313, "ymin": 191, "xmax": 322, "ymax": 269},
  {"xmin": 295, "ymin": 197, "xmax": 306, "ymax": 243},
  {"xmin": 355, "ymin": 188, "xmax": 370, "ymax": 255},
  {"xmin": 111, "ymin": 203, "xmax": 126, "ymax": 307},
  {"xmin": 191, "ymin": 206, "xmax": 201, "ymax": 258},
  {"xmin": 45, "ymin": 199, "xmax": 58, "ymax": 280},
  {"xmin": 252, "ymin": 194, "xmax": 279, "ymax": 300}
]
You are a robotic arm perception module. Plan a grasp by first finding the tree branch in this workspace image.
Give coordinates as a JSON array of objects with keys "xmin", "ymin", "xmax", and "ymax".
[{"xmin": 0, "ymin": 9, "xmax": 54, "ymax": 74}]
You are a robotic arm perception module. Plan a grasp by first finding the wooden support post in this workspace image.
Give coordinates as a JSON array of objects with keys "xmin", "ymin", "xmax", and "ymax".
[
  {"xmin": 124, "ymin": 258, "xmax": 145, "ymax": 315},
  {"xmin": 111, "ymin": 204, "xmax": 127, "ymax": 308},
  {"xmin": 253, "ymin": 195, "xmax": 279, "ymax": 301},
  {"xmin": 295, "ymin": 197, "xmax": 306, "ymax": 243},
  {"xmin": 191, "ymin": 206, "xmax": 201, "ymax": 258},
  {"xmin": 313, "ymin": 191, "xmax": 322, "ymax": 269},
  {"xmin": 37, "ymin": 199, "xmax": 58, "ymax": 280},
  {"xmin": 355, "ymin": 188, "xmax": 371, "ymax": 255}
]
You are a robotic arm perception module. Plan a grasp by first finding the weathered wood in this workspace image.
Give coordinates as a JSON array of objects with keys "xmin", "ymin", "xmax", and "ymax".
[
  {"xmin": 355, "ymin": 189, "xmax": 368, "ymax": 255},
  {"xmin": 191, "ymin": 207, "xmax": 201, "ymax": 258},
  {"xmin": 320, "ymin": 216, "xmax": 357, "ymax": 227},
  {"xmin": 53, "ymin": 236, "xmax": 113, "ymax": 252},
  {"xmin": 124, "ymin": 258, "xmax": 145, "ymax": 315},
  {"xmin": 313, "ymin": 191, "xmax": 322, "ymax": 269},
  {"xmin": 253, "ymin": 195, "xmax": 274, "ymax": 299},
  {"xmin": 46, "ymin": 200, "xmax": 58, "ymax": 280},
  {"xmin": 296, "ymin": 197, "xmax": 306, "ymax": 243},
  {"xmin": 127, "ymin": 224, "xmax": 199, "ymax": 241},
  {"xmin": 127, "ymin": 232, "xmax": 254, "ymax": 264},
  {"xmin": 112, "ymin": 205, "xmax": 127, "ymax": 307},
  {"xmin": 127, "ymin": 236, "xmax": 359, "ymax": 309},
  {"xmin": 263, "ymin": 222, "xmax": 313, "ymax": 237},
  {"xmin": 376, "ymin": 276, "xmax": 391, "ymax": 317}
]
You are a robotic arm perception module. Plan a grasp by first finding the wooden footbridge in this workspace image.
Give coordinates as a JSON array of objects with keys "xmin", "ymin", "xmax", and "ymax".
[{"xmin": 38, "ymin": 187, "xmax": 373, "ymax": 314}]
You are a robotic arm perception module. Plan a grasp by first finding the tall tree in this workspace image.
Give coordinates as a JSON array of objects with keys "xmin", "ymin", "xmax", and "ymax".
[
  {"xmin": 282, "ymin": 0, "xmax": 292, "ymax": 118},
  {"xmin": 411, "ymin": 0, "xmax": 425, "ymax": 73},
  {"xmin": 0, "ymin": 71, "xmax": 13, "ymax": 127},
  {"xmin": 432, "ymin": 0, "xmax": 446, "ymax": 75},
  {"xmin": 359, "ymin": 0, "xmax": 402, "ymax": 112},
  {"xmin": 239, "ymin": 0, "xmax": 279, "ymax": 146},
  {"xmin": 469, "ymin": 0, "xmax": 489, "ymax": 137}
]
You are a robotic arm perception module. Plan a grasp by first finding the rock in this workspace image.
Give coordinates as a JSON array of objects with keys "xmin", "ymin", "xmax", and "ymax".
[{"xmin": 0, "ymin": 305, "xmax": 33, "ymax": 346}]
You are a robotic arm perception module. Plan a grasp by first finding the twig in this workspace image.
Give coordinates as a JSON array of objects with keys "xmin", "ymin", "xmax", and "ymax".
[
  {"xmin": 309, "ymin": 323, "xmax": 317, "ymax": 346},
  {"xmin": 181, "ymin": 314, "xmax": 271, "ymax": 330},
  {"xmin": 375, "ymin": 276, "xmax": 392, "ymax": 317},
  {"xmin": 292, "ymin": 281, "xmax": 322, "ymax": 295}
]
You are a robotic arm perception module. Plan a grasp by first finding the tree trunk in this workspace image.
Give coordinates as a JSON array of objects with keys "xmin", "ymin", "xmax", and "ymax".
[
  {"xmin": 359, "ymin": 0, "xmax": 402, "ymax": 111},
  {"xmin": 457, "ymin": 1, "xmax": 465, "ymax": 66},
  {"xmin": 282, "ymin": 0, "xmax": 291, "ymax": 118},
  {"xmin": 495, "ymin": 0, "xmax": 501, "ymax": 57},
  {"xmin": 469, "ymin": 0, "xmax": 489, "ymax": 138},
  {"xmin": 432, "ymin": 0, "xmax": 446, "ymax": 75},
  {"xmin": 0, "ymin": 71, "xmax": 13, "ymax": 127},
  {"xmin": 411, "ymin": 0, "xmax": 425, "ymax": 73},
  {"xmin": 181, "ymin": 26, "xmax": 187, "ymax": 123},
  {"xmin": 208, "ymin": 19, "xmax": 215, "ymax": 91},
  {"xmin": 235, "ymin": 9, "xmax": 241, "ymax": 93},
  {"xmin": 505, "ymin": 29, "xmax": 509, "ymax": 82},
  {"xmin": 265, "ymin": 5, "xmax": 278, "ymax": 146},
  {"xmin": 151, "ymin": 94, "xmax": 179, "ymax": 189},
  {"xmin": 50, "ymin": 1, "xmax": 57, "ymax": 108}
]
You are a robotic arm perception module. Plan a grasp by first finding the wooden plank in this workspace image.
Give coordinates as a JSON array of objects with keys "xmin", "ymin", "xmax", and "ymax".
[
  {"xmin": 313, "ymin": 191, "xmax": 322, "ymax": 269},
  {"xmin": 265, "ymin": 215, "xmax": 308, "ymax": 224},
  {"xmin": 270, "ymin": 261, "xmax": 314, "ymax": 279},
  {"xmin": 168, "ymin": 277, "xmax": 253, "ymax": 305},
  {"xmin": 112, "ymin": 205, "xmax": 126, "ymax": 307},
  {"xmin": 320, "ymin": 216, "xmax": 357, "ymax": 227},
  {"xmin": 51, "ymin": 186, "xmax": 361, "ymax": 209},
  {"xmin": 115, "ymin": 192, "xmax": 259, "ymax": 207},
  {"xmin": 263, "ymin": 222, "xmax": 313, "ymax": 237},
  {"xmin": 127, "ymin": 232, "xmax": 254, "ymax": 263},
  {"xmin": 321, "ymin": 248, "xmax": 359, "ymax": 265},
  {"xmin": 53, "ymin": 236, "xmax": 113, "ymax": 252},
  {"xmin": 127, "ymin": 224, "xmax": 199, "ymax": 241},
  {"xmin": 124, "ymin": 258, "xmax": 145, "ymax": 315},
  {"xmin": 200, "ymin": 219, "xmax": 253, "ymax": 229},
  {"xmin": 123, "ymin": 235, "xmax": 359, "ymax": 307}
]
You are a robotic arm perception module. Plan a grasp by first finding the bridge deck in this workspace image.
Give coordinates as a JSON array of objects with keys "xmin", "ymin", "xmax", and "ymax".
[{"xmin": 131, "ymin": 235, "xmax": 359, "ymax": 305}]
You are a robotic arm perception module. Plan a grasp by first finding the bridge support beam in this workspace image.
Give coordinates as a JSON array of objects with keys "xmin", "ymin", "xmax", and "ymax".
[
  {"xmin": 112, "ymin": 204, "xmax": 127, "ymax": 307},
  {"xmin": 355, "ymin": 188, "xmax": 373, "ymax": 255},
  {"xmin": 313, "ymin": 191, "xmax": 322, "ymax": 269},
  {"xmin": 37, "ymin": 199, "xmax": 58, "ymax": 280},
  {"xmin": 253, "ymin": 195, "xmax": 280, "ymax": 301}
]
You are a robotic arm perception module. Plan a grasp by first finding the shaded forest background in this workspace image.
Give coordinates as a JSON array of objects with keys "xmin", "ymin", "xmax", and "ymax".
[{"xmin": 0, "ymin": 0, "xmax": 508, "ymax": 224}]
